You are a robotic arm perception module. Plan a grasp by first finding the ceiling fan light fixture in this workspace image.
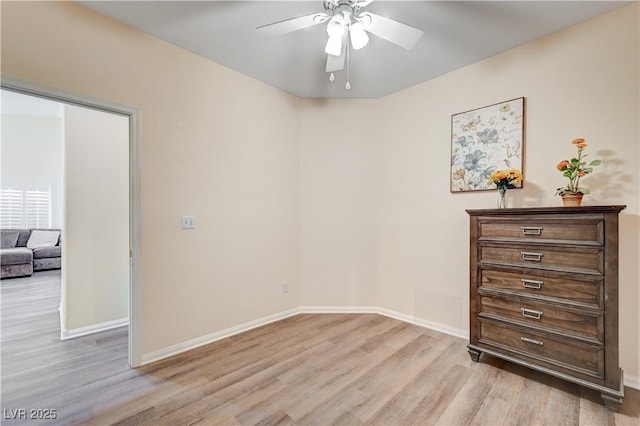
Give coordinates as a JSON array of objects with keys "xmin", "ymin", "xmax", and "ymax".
[
  {"xmin": 349, "ymin": 21, "xmax": 369, "ymax": 50},
  {"xmin": 325, "ymin": 14, "xmax": 346, "ymax": 55},
  {"xmin": 325, "ymin": 35, "xmax": 343, "ymax": 56},
  {"xmin": 326, "ymin": 14, "xmax": 346, "ymax": 36},
  {"xmin": 257, "ymin": 0, "xmax": 425, "ymax": 92}
]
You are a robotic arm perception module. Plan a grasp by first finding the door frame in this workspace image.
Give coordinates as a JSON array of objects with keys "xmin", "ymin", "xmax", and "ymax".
[{"xmin": 1, "ymin": 76, "xmax": 142, "ymax": 367}]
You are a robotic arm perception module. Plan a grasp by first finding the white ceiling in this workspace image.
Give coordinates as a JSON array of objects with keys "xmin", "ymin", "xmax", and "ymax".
[{"xmin": 79, "ymin": 1, "xmax": 629, "ymax": 99}]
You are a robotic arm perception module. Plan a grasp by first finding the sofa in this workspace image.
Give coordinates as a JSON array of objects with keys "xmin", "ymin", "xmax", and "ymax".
[{"xmin": 1, "ymin": 229, "xmax": 62, "ymax": 279}]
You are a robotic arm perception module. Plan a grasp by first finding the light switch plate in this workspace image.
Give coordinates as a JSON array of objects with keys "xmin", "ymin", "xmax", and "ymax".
[{"xmin": 181, "ymin": 215, "xmax": 196, "ymax": 229}]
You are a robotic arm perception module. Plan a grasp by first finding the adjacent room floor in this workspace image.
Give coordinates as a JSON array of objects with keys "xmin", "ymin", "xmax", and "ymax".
[{"xmin": 1, "ymin": 270, "xmax": 638, "ymax": 425}]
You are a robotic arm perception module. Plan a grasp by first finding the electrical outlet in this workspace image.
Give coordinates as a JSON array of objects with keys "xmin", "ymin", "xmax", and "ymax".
[
  {"xmin": 283, "ymin": 282, "xmax": 289, "ymax": 293},
  {"xmin": 181, "ymin": 215, "xmax": 196, "ymax": 229}
]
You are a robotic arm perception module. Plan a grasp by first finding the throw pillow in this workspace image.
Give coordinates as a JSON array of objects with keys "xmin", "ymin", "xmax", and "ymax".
[
  {"xmin": 1, "ymin": 231, "xmax": 20, "ymax": 248},
  {"xmin": 26, "ymin": 230, "xmax": 61, "ymax": 249}
]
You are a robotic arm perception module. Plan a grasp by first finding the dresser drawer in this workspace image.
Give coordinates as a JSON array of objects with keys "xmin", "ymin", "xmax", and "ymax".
[
  {"xmin": 479, "ymin": 268, "xmax": 603, "ymax": 309},
  {"xmin": 479, "ymin": 244, "xmax": 603, "ymax": 274},
  {"xmin": 478, "ymin": 217, "xmax": 603, "ymax": 244},
  {"xmin": 479, "ymin": 294, "xmax": 603, "ymax": 342},
  {"xmin": 468, "ymin": 206, "xmax": 625, "ymax": 410},
  {"xmin": 479, "ymin": 321, "xmax": 604, "ymax": 379}
]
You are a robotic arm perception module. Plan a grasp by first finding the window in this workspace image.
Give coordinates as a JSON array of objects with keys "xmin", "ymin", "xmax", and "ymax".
[
  {"xmin": 0, "ymin": 187, "xmax": 51, "ymax": 228},
  {"xmin": 0, "ymin": 189, "xmax": 24, "ymax": 228}
]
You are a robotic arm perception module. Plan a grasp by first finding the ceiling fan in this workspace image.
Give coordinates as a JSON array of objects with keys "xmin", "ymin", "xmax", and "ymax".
[{"xmin": 257, "ymin": 0, "xmax": 424, "ymax": 87}]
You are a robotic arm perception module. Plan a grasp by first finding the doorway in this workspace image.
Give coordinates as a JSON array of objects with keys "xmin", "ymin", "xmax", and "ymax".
[
  {"xmin": 60, "ymin": 102, "xmax": 129, "ymax": 340},
  {"xmin": 1, "ymin": 77, "xmax": 141, "ymax": 367}
]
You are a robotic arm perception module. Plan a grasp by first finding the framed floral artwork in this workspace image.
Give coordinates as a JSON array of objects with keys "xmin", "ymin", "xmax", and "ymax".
[{"xmin": 450, "ymin": 97, "xmax": 525, "ymax": 192}]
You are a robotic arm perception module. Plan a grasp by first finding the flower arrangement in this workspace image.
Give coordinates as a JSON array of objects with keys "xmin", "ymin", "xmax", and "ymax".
[
  {"xmin": 488, "ymin": 168, "xmax": 523, "ymax": 193},
  {"xmin": 556, "ymin": 138, "xmax": 601, "ymax": 195}
]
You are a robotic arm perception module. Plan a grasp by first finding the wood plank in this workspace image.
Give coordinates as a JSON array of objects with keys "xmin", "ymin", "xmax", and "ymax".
[{"xmin": 2, "ymin": 270, "xmax": 637, "ymax": 425}]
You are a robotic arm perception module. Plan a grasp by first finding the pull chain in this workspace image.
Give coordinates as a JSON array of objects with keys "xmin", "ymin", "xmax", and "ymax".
[{"xmin": 345, "ymin": 42, "xmax": 351, "ymax": 90}]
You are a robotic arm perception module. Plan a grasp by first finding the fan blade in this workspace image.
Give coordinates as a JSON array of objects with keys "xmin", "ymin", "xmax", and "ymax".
[
  {"xmin": 355, "ymin": 0, "xmax": 375, "ymax": 7},
  {"xmin": 257, "ymin": 13, "xmax": 328, "ymax": 36},
  {"xmin": 326, "ymin": 50, "xmax": 346, "ymax": 73},
  {"xmin": 362, "ymin": 12, "xmax": 423, "ymax": 50},
  {"xmin": 326, "ymin": 33, "xmax": 347, "ymax": 72}
]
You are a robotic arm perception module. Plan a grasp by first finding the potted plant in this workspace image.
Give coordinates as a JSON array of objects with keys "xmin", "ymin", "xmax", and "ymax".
[{"xmin": 556, "ymin": 138, "xmax": 601, "ymax": 206}]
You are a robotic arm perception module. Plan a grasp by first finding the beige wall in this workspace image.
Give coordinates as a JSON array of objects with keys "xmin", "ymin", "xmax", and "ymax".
[
  {"xmin": 382, "ymin": 3, "xmax": 639, "ymax": 379},
  {"xmin": 1, "ymin": 1, "xmax": 301, "ymax": 355},
  {"xmin": 2, "ymin": 1, "xmax": 637, "ymax": 380},
  {"xmin": 62, "ymin": 104, "xmax": 129, "ymax": 332},
  {"xmin": 299, "ymin": 3, "xmax": 639, "ymax": 379},
  {"xmin": 299, "ymin": 99, "xmax": 381, "ymax": 307}
]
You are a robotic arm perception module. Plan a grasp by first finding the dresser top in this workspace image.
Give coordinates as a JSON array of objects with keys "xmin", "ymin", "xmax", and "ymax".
[{"xmin": 466, "ymin": 205, "xmax": 626, "ymax": 216}]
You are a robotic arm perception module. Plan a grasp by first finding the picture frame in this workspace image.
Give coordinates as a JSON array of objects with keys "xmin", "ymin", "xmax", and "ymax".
[{"xmin": 450, "ymin": 97, "xmax": 525, "ymax": 192}]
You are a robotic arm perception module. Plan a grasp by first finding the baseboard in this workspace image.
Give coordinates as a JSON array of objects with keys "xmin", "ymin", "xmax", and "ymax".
[
  {"xmin": 625, "ymin": 374, "xmax": 640, "ymax": 390},
  {"xmin": 61, "ymin": 317, "xmax": 128, "ymax": 340},
  {"xmin": 297, "ymin": 305, "xmax": 379, "ymax": 315},
  {"xmin": 298, "ymin": 305, "xmax": 469, "ymax": 340},
  {"xmin": 375, "ymin": 307, "xmax": 469, "ymax": 340},
  {"xmin": 140, "ymin": 307, "xmax": 300, "ymax": 366}
]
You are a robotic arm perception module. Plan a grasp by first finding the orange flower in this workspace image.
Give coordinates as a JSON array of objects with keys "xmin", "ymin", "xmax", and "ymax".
[
  {"xmin": 488, "ymin": 168, "xmax": 522, "ymax": 190},
  {"xmin": 556, "ymin": 137, "xmax": 601, "ymax": 196}
]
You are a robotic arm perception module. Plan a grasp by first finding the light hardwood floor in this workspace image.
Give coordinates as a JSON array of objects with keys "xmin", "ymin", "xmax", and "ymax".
[{"xmin": 1, "ymin": 270, "xmax": 638, "ymax": 425}]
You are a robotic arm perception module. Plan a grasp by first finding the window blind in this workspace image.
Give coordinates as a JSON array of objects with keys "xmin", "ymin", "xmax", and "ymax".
[{"xmin": 0, "ymin": 188, "xmax": 52, "ymax": 229}]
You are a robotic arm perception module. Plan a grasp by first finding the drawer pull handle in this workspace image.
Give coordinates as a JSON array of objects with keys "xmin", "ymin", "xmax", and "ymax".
[
  {"xmin": 521, "ymin": 279, "xmax": 543, "ymax": 289},
  {"xmin": 521, "ymin": 251, "xmax": 543, "ymax": 261},
  {"xmin": 521, "ymin": 226, "xmax": 543, "ymax": 235},
  {"xmin": 521, "ymin": 337, "xmax": 544, "ymax": 346},
  {"xmin": 521, "ymin": 308, "xmax": 543, "ymax": 320}
]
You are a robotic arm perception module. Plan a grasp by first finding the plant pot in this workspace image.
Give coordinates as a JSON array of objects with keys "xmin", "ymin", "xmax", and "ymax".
[{"xmin": 560, "ymin": 192, "xmax": 583, "ymax": 207}]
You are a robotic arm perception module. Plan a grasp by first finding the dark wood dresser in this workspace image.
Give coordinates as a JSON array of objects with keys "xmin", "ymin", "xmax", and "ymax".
[{"xmin": 466, "ymin": 205, "xmax": 626, "ymax": 411}]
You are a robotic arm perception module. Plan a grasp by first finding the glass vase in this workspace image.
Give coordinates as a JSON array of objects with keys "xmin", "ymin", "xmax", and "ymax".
[{"xmin": 497, "ymin": 187, "xmax": 507, "ymax": 209}]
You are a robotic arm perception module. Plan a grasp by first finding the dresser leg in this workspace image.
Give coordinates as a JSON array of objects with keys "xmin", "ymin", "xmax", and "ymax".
[
  {"xmin": 601, "ymin": 393, "xmax": 622, "ymax": 412},
  {"xmin": 467, "ymin": 347, "xmax": 482, "ymax": 362}
]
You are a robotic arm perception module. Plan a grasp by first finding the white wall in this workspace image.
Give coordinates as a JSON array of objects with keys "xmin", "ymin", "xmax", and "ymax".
[
  {"xmin": 62, "ymin": 104, "xmax": 129, "ymax": 332},
  {"xmin": 1, "ymin": 110, "xmax": 64, "ymax": 228}
]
